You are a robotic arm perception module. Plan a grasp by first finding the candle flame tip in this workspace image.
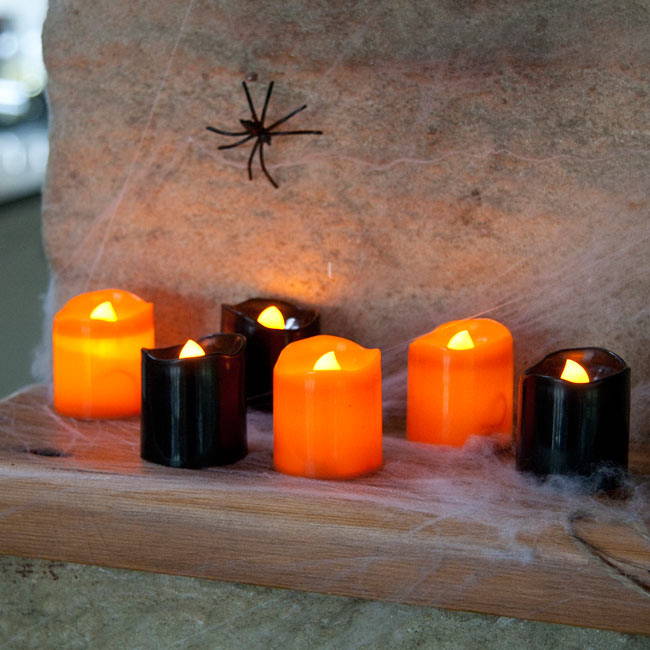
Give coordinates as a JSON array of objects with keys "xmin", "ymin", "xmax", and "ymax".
[
  {"xmin": 313, "ymin": 350, "xmax": 342, "ymax": 371},
  {"xmin": 179, "ymin": 339, "xmax": 206, "ymax": 359},
  {"xmin": 447, "ymin": 329, "xmax": 475, "ymax": 350},
  {"xmin": 560, "ymin": 358, "xmax": 590, "ymax": 383},
  {"xmin": 89, "ymin": 300, "xmax": 118, "ymax": 322},
  {"xmin": 257, "ymin": 305, "xmax": 286, "ymax": 329}
]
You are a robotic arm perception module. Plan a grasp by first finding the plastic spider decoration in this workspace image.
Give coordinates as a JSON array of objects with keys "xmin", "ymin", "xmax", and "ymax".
[{"xmin": 206, "ymin": 81, "xmax": 322, "ymax": 189}]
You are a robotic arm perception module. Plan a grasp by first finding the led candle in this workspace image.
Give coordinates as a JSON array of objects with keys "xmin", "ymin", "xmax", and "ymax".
[
  {"xmin": 407, "ymin": 318, "xmax": 513, "ymax": 446},
  {"xmin": 516, "ymin": 348, "xmax": 630, "ymax": 486},
  {"xmin": 141, "ymin": 333, "xmax": 247, "ymax": 468},
  {"xmin": 53, "ymin": 288, "xmax": 154, "ymax": 418},
  {"xmin": 273, "ymin": 335, "xmax": 382, "ymax": 479},
  {"xmin": 221, "ymin": 297, "xmax": 320, "ymax": 407}
]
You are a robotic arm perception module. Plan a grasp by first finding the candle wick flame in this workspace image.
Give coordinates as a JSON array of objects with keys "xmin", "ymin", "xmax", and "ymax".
[
  {"xmin": 89, "ymin": 301, "xmax": 118, "ymax": 322},
  {"xmin": 257, "ymin": 305, "xmax": 286, "ymax": 329},
  {"xmin": 179, "ymin": 339, "xmax": 206, "ymax": 359},
  {"xmin": 313, "ymin": 350, "xmax": 342, "ymax": 371},
  {"xmin": 447, "ymin": 329, "xmax": 475, "ymax": 350},
  {"xmin": 560, "ymin": 359, "xmax": 590, "ymax": 383}
]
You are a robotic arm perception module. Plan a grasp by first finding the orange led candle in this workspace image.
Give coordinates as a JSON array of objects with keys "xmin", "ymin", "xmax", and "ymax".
[
  {"xmin": 407, "ymin": 318, "xmax": 513, "ymax": 447},
  {"xmin": 53, "ymin": 289, "xmax": 154, "ymax": 419},
  {"xmin": 273, "ymin": 335, "xmax": 382, "ymax": 479}
]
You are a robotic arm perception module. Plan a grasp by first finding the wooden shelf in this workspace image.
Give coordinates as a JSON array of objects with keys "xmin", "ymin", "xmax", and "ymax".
[{"xmin": 0, "ymin": 386, "xmax": 648, "ymax": 634}]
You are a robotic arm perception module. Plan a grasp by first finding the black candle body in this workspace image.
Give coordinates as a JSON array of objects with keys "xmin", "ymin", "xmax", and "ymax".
[
  {"xmin": 141, "ymin": 333, "xmax": 247, "ymax": 468},
  {"xmin": 221, "ymin": 297, "xmax": 320, "ymax": 408},
  {"xmin": 516, "ymin": 348, "xmax": 630, "ymax": 487}
]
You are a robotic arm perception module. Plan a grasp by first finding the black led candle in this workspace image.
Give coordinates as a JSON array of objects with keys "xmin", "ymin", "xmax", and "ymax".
[
  {"xmin": 141, "ymin": 333, "xmax": 247, "ymax": 468},
  {"xmin": 516, "ymin": 347, "xmax": 630, "ymax": 488},
  {"xmin": 221, "ymin": 297, "xmax": 320, "ymax": 408}
]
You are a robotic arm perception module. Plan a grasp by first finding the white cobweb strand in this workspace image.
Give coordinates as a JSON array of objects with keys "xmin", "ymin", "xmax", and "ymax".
[
  {"xmin": 2, "ymin": 391, "xmax": 647, "ymax": 584},
  {"xmin": 31, "ymin": 273, "xmax": 56, "ymax": 387}
]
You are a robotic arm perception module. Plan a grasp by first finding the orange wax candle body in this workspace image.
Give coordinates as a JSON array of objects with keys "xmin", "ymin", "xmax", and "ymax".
[
  {"xmin": 407, "ymin": 318, "xmax": 513, "ymax": 447},
  {"xmin": 274, "ymin": 335, "xmax": 382, "ymax": 479},
  {"xmin": 53, "ymin": 289, "xmax": 154, "ymax": 418}
]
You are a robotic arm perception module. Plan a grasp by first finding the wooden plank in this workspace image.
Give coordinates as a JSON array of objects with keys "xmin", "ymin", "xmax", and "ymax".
[{"xmin": 0, "ymin": 386, "xmax": 648, "ymax": 634}]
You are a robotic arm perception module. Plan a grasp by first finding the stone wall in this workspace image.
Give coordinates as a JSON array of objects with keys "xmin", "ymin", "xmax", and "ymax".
[{"xmin": 42, "ymin": 0, "xmax": 649, "ymax": 440}]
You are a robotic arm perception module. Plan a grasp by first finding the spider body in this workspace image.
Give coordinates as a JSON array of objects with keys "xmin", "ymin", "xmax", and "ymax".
[
  {"xmin": 206, "ymin": 81, "xmax": 322, "ymax": 188},
  {"xmin": 240, "ymin": 119, "xmax": 271, "ymax": 144}
]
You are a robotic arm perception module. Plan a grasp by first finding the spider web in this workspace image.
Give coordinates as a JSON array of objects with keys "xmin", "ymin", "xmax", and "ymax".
[{"xmin": 14, "ymin": 0, "xmax": 650, "ymax": 615}]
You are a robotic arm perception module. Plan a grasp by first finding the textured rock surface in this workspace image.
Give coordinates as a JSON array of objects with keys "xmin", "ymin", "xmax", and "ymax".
[
  {"xmin": 41, "ymin": 0, "xmax": 649, "ymax": 440},
  {"xmin": 1, "ymin": 555, "xmax": 648, "ymax": 649}
]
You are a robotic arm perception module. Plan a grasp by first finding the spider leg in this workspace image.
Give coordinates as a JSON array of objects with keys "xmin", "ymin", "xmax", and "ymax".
[
  {"xmin": 258, "ymin": 141, "xmax": 279, "ymax": 189},
  {"xmin": 247, "ymin": 139, "xmax": 260, "ymax": 181},
  {"xmin": 218, "ymin": 134, "xmax": 255, "ymax": 150},
  {"xmin": 260, "ymin": 81, "xmax": 274, "ymax": 126},
  {"xmin": 271, "ymin": 130, "xmax": 323, "ymax": 136},
  {"xmin": 206, "ymin": 126, "xmax": 248, "ymax": 137},
  {"xmin": 266, "ymin": 104, "xmax": 308, "ymax": 131},
  {"xmin": 242, "ymin": 81, "xmax": 260, "ymax": 124}
]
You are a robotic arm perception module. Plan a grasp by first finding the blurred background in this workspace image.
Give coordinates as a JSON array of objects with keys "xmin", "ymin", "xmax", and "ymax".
[{"xmin": 0, "ymin": 0, "xmax": 48, "ymax": 398}]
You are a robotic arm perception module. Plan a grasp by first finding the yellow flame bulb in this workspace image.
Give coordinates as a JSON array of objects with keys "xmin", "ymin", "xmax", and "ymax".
[
  {"xmin": 179, "ymin": 339, "xmax": 206, "ymax": 359},
  {"xmin": 89, "ymin": 301, "xmax": 118, "ymax": 322},
  {"xmin": 313, "ymin": 350, "xmax": 342, "ymax": 371},
  {"xmin": 560, "ymin": 359, "xmax": 589, "ymax": 383},
  {"xmin": 257, "ymin": 305, "xmax": 285, "ymax": 330},
  {"xmin": 447, "ymin": 329, "xmax": 475, "ymax": 350}
]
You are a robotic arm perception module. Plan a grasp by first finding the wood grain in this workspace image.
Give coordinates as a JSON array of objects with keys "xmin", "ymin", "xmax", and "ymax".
[{"xmin": 0, "ymin": 386, "xmax": 648, "ymax": 634}]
